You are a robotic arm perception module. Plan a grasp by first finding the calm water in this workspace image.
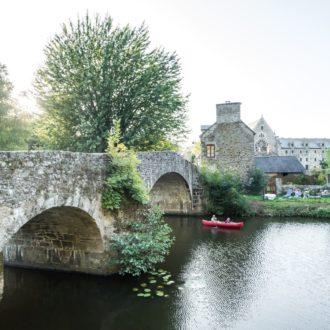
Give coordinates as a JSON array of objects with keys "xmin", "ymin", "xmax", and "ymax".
[{"xmin": 0, "ymin": 217, "xmax": 329, "ymax": 330}]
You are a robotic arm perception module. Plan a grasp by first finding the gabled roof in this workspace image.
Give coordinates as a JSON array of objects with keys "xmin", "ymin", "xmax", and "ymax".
[
  {"xmin": 255, "ymin": 156, "xmax": 305, "ymax": 173},
  {"xmin": 249, "ymin": 116, "xmax": 274, "ymax": 133},
  {"xmin": 200, "ymin": 120, "xmax": 255, "ymax": 138}
]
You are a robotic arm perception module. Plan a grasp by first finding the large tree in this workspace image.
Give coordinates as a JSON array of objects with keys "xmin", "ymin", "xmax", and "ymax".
[
  {"xmin": 34, "ymin": 14, "xmax": 188, "ymax": 152},
  {"xmin": 0, "ymin": 63, "xmax": 31, "ymax": 150}
]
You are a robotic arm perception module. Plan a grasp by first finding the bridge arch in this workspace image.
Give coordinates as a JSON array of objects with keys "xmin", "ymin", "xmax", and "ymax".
[
  {"xmin": 149, "ymin": 172, "xmax": 192, "ymax": 214},
  {"xmin": 4, "ymin": 206, "xmax": 108, "ymax": 274}
]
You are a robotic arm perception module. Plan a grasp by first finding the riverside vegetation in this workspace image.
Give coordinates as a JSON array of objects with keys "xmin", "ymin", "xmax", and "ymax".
[
  {"xmin": 201, "ymin": 166, "xmax": 330, "ymax": 219},
  {"xmin": 102, "ymin": 121, "xmax": 175, "ymax": 276}
]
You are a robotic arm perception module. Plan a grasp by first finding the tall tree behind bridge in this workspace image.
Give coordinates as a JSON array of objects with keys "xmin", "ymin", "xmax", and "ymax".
[
  {"xmin": 0, "ymin": 63, "xmax": 31, "ymax": 150},
  {"xmin": 34, "ymin": 13, "xmax": 189, "ymax": 152}
]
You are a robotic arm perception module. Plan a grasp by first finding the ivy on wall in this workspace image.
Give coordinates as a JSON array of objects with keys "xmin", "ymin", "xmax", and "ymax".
[{"xmin": 102, "ymin": 120, "xmax": 149, "ymax": 210}]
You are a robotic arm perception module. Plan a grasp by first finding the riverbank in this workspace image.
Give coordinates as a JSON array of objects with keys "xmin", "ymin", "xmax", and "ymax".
[{"xmin": 247, "ymin": 196, "xmax": 330, "ymax": 218}]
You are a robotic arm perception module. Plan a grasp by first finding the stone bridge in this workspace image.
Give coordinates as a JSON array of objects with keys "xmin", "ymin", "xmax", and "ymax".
[{"xmin": 0, "ymin": 151, "xmax": 202, "ymax": 275}]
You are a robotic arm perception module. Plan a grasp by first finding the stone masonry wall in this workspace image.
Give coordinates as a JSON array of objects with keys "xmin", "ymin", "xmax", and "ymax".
[{"xmin": 201, "ymin": 122, "xmax": 255, "ymax": 181}]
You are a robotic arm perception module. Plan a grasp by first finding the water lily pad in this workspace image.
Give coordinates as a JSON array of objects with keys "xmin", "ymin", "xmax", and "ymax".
[
  {"xmin": 143, "ymin": 293, "xmax": 151, "ymax": 297},
  {"xmin": 177, "ymin": 286, "xmax": 184, "ymax": 290},
  {"xmin": 149, "ymin": 280, "xmax": 157, "ymax": 284},
  {"xmin": 148, "ymin": 276, "xmax": 155, "ymax": 280},
  {"xmin": 140, "ymin": 283, "xmax": 147, "ymax": 288},
  {"xmin": 144, "ymin": 288, "xmax": 151, "ymax": 293},
  {"xmin": 132, "ymin": 288, "xmax": 139, "ymax": 292},
  {"xmin": 157, "ymin": 285, "xmax": 164, "ymax": 289},
  {"xmin": 166, "ymin": 280, "xmax": 175, "ymax": 285},
  {"xmin": 137, "ymin": 293, "xmax": 145, "ymax": 297},
  {"xmin": 156, "ymin": 290, "xmax": 164, "ymax": 296},
  {"xmin": 164, "ymin": 294, "xmax": 169, "ymax": 298}
]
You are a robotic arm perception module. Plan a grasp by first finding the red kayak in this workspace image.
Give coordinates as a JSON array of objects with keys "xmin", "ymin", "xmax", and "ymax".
[{"xmin": 202, "ymin": 219, "xmax": 244, "ymax": 229}]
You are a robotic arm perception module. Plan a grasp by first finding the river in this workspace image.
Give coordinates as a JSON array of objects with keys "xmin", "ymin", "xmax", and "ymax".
[{"xmin": 0, "ymin": 216, "xmax": 329, "ymax": 330}]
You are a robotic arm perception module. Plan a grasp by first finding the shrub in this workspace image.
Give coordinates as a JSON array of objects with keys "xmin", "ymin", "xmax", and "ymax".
[
  {"xmin": 102, "ymin": 120, "xmax": 149, "ymax": 210},
  {"xmin": 111, "ymin": 208, "xmax": 175, "ymax": 276},
  {"xmin": 200, "ymin": 167, "xmax": 251, "ymax": 216},
  {"xmin": 246, "ymin": 168, "xmax": 268, "ymax": 194}
]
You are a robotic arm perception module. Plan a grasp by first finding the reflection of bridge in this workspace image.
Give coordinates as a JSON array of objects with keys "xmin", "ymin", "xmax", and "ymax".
[{"xmin": 0, "ymin": 151, "xmax": 202, "ymax": 275}]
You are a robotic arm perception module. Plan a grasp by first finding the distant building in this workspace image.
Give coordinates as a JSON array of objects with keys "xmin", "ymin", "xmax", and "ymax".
[
  {"xmin": 277, "ymin": 138, "xmax": 330, "ymax": 171},
  {"xmin": 250, "ymin": 116, "xmax": 330, "ymax": 171},
  {"xmin": 200, "ymin": 102, "xmax": 255, "ymax": 181},
  {"xmin": 249, "ymin": 116, "xmax": 278, "ymax": 155}
]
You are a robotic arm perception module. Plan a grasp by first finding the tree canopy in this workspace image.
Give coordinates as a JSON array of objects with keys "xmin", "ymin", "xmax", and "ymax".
[{"xmin": 34, "ymin": 14, "xmax": 189, "ymax": 152}]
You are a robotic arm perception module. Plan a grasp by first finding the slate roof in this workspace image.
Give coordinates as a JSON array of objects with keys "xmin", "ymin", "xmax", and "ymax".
[
  {"xmin": 278, "ymin": 138, "xmax": 330, "ymax": 149},
  {"xmin": 255, "ymin": 156, "xmax": 305, "ymax": 173}
]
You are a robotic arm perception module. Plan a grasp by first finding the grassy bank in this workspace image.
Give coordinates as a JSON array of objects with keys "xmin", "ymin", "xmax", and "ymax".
[{"xmin": 246, "ymin": 195, "xmax": 330, "ymax": 218}]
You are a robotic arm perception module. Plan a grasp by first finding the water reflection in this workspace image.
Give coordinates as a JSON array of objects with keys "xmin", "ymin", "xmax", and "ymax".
[{"xmin": 0, "ymin": 217, "xmax": 329, "ymax": 330}]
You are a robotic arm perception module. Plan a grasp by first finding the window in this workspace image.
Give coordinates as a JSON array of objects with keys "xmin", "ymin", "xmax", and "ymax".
[
  {"xmin": 300, "ymin": 150, "xmax": 302, "ymax": 154},
  {"xmin": 291, "ymin": 150, "xmax": 294, "ymax": 154},
  {"xmin": 300, "ymin": 158, "xmax": 302, "ymax": 161},
  {"xmin": 285, "ymin": 150, "xmax": 288, "ymax": 154},
  {"xmin": 305, "ymin": 165, "xmax": 309, "ymax": 170},
  {"xmin": 206, "ymin": 144, "xmax": 215, "ymax": 158},
  {"xmin": 306, "ymin": 158, "xmax": 308, "ymax": 161},
  {"xmin": 314, "ymin": 158, "xmax": 317, "ymax": 162},
  {"xmin": 261, "ymin": 125, "xmax": 264, "ymax": 130}
]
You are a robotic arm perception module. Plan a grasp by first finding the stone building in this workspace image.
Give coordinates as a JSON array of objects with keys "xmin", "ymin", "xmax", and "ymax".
[
  {"xmin": 249, "ymin": 116, "xmax": 278, "ymax": 155},
  {"xmin": 250, "ymin": 116, "xmax": 330, "ymax": 171},
  {"xmin": 277, "ymin": 138, "xmax": 330, "ymax": 171},
  {"xmin": 200, "ymin": 102, "xmax": 255, "ymax": 181}
]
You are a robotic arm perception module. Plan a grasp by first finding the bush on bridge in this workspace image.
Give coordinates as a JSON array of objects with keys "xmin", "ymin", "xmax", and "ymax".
[{"xmin": 102, "ymin": 120, "xmax": 149, "ymax": 210}]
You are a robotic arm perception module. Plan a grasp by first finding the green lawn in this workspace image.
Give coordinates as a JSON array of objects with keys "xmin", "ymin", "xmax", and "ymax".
[{"xmin": 245, "ymin": 194, "xmax": 330, "ymax": 218}]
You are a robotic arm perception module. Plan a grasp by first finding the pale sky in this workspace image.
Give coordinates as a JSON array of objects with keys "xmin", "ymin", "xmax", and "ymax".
[{"xmin": 1, "ymin": 0, "xmax": 330, "ymax": 142}]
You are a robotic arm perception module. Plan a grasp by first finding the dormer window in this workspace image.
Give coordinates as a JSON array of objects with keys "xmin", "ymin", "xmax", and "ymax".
[{"xmin": 261, "ymin": 125, "xmax": 264, "ymax": 130}]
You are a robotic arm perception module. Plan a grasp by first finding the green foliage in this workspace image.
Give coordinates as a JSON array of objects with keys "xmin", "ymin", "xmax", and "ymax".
[
  {"xmin": 284, "ymin": 173, "xmax": 326, "ymax": 185},
  {"xmin": 0, "ymin": 63, "xmax": 32, "ymax": 150},
  {"xmin": 111, "ymin": 208, "xmax": 175, "ymax": 276},
  {"xmin": 320, "ymin": 159, "xmax": 328, "ymax": 170},
  {"xmin": 316, "ymin": 171, "xmax": 327, "ymax": 185},
  {"xmin": 33, "ymin": 13, "xmax": 188, "ymax": 152},
  {"xmin": 102, "ymin": 120, "xmax": 149, "ymax": 210},
  {"xmin": 246, "ymin": 168, "xmax": 268, "ymax": 194},
  {"xmin": 200, "ymin": 166, "xmax": 251, "ymax": 216}
]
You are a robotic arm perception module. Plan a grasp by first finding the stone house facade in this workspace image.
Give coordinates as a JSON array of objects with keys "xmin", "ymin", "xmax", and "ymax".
[{"xmin": 200, "ymin": 102, "xmax": 255, "ymax": 181}]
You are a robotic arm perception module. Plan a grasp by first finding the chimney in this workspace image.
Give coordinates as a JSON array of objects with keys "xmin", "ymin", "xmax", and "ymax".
[{"xmin": 216, "ymin": 102, "xmax": 241, "ymax": 124}]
